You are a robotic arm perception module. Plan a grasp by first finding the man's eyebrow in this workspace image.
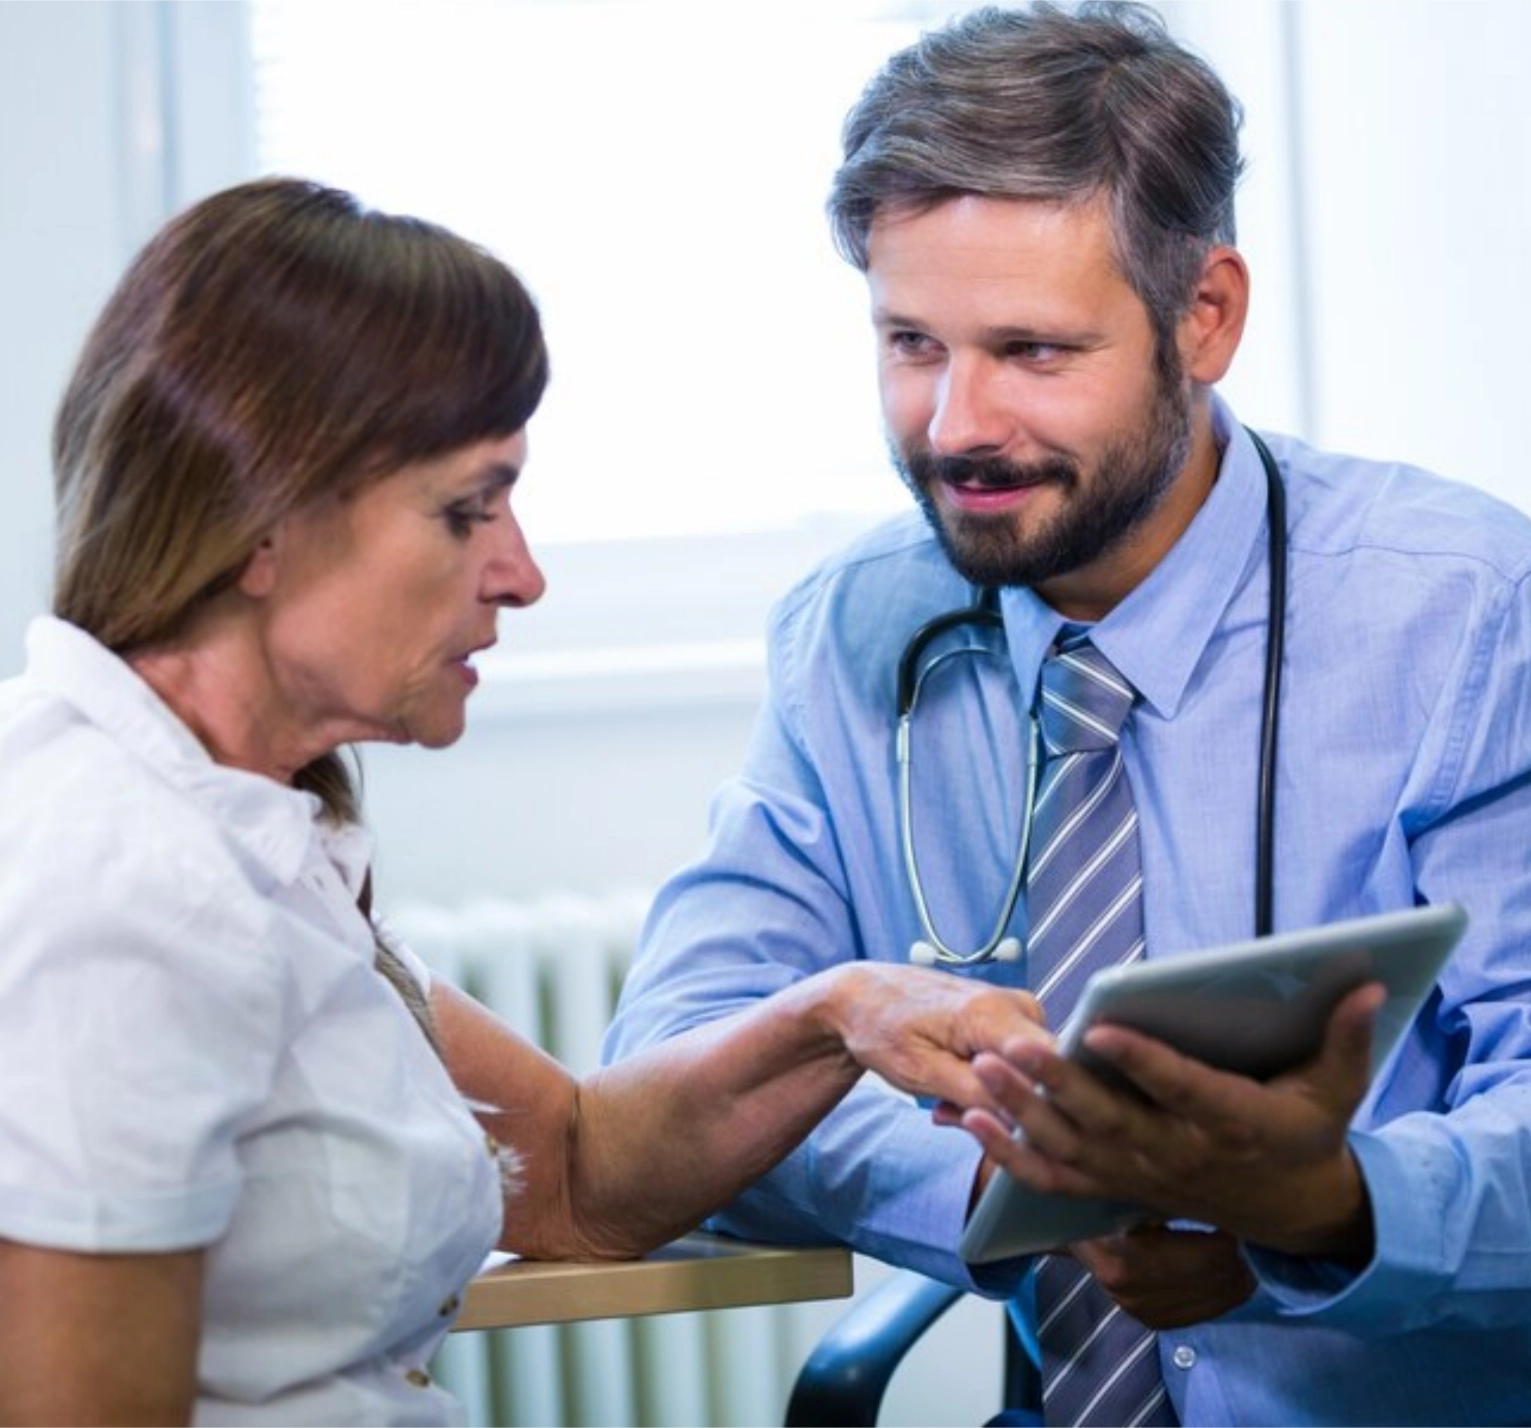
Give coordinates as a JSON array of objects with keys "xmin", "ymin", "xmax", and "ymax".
[
  {"xmin": 870, "ymin": 309, "xmax": 1099, "ymax": 346},
  {"xmin": 982, "ymin": 323, "xmax": 1100, "ymax": 346}
]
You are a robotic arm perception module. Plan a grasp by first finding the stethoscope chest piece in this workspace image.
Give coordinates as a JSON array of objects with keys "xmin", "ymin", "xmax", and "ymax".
[{"xmin": 909, "ymin": 935, "xmax": 1021, "ymax": 965}]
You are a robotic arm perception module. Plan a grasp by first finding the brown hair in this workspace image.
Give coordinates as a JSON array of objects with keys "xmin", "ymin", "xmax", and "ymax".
[
  {"xmin": 829, "ymin": 2, "xmax": 1244, "ymax": 355},
  {"xmin": 52, "ymin": 176, "xmax": 550, "ymax": 820}
]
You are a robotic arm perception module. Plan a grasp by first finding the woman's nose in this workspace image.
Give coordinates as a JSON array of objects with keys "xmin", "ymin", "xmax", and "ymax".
[{"xmin": 485, "ymin": 512, "xmax": 546, "ymax": 609}]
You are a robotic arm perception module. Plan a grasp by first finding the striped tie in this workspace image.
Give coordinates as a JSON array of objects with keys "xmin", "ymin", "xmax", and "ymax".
[{"xmin": 1027, "ymin": 632, "xmax": 1175, "ymax": 1428}]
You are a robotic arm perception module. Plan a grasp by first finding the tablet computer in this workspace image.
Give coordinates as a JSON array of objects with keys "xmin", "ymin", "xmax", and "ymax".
[{"xmin": 957, "ymin": 902, "xmax": 1469, "ymax": 1265}]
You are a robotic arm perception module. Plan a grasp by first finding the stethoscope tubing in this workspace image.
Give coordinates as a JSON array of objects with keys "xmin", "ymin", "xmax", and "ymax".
[{"xmin": 1250, "ymin": 429, "xmax": 1286, "ymax": 940}]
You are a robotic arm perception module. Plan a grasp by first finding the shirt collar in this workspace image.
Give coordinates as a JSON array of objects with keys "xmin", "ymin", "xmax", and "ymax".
[
  {"xmin": 23, "ymin": 616, "xmax": 349, "ymax": 889},
  {"xmin": 998, "ymin": 394, "xmax": 1272, "ymax": 719}
]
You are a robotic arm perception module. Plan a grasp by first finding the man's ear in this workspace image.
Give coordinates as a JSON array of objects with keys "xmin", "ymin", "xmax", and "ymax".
[{"xmin": 1177, "ymin": 244, "xmax": 1249, "ymax": 385}]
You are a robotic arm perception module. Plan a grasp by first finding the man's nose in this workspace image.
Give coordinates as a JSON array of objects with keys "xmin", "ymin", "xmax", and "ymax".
[{"xmin": 928, "ymin": 355, "xmax": 1013, "ymax": 457}]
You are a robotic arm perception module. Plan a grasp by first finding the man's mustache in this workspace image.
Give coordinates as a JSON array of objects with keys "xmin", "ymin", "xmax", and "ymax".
[{"xmin": 903, "ymin": 450, "xmax": 1077, "ymax": 492}]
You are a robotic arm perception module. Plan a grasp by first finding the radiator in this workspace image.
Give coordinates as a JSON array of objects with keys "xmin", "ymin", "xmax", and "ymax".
[{"xmin": 390, "ymin": 892, "xmax": 844, "ymax": 1428}]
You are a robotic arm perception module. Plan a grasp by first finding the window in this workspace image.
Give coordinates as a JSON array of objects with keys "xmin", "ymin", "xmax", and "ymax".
[
  {"xmin": 249, "ymin": 1, "xmax": 953, "ymax": 550},
  {"xmin": 246, "ymin": 1, "xmax": 988, "ymax": 700}
]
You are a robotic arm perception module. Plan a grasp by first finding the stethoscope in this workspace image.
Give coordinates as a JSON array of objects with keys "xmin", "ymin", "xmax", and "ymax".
[{"xmin": 896, "ymin": 428, "xmax": 1287, "ymax": 966}]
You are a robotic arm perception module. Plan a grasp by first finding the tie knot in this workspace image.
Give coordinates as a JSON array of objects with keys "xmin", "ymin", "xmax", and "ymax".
[{"xmin": 1038, "ymin": 636, "xmax": 1135, "ymax": 754}]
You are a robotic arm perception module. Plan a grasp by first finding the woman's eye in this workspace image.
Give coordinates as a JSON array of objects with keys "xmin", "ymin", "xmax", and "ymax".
[{"xmin": 444, "ymin": 499, "xmax": 496, "ymax": 538}]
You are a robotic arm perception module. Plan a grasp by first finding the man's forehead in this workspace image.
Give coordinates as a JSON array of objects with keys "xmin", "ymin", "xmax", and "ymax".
[{"xmin": 864, "ymin": 194, "xmax": 1137, "ymax": 322}]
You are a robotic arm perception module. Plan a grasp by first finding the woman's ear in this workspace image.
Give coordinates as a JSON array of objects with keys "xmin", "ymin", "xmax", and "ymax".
[
  {"xmin": 1177, "ymin": 244, "xmax": 1249, "ymax": 385},
  {"xmin": 236, "ymin": 534, "xmax": 280, "ymax": 599}
]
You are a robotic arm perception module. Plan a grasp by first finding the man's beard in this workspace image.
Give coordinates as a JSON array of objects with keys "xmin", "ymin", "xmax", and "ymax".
[{"xmin": 891, "ymin": 359, "xmax": 1193, "ymax": 591}]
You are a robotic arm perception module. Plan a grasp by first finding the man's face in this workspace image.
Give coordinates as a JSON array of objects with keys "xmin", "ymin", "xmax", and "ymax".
[{"xmin": 867, "ymin": 194, "xmax": 1197, "ymax": 620}]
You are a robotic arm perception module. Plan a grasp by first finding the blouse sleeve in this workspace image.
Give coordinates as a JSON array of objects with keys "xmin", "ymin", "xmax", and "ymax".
[{"xmin": 0, "ymin": 810, "xmax": 287, "ymax": 1253}]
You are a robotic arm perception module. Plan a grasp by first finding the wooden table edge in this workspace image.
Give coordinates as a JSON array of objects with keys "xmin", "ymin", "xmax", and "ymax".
[{"xmin": 454, "ymin": 1233, "xmax": 854, "ymax": 1331}]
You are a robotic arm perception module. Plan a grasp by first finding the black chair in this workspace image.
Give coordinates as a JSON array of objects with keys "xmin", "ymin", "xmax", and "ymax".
[{"xmin": 784, "ymin": 1267, "xmax": 1041, "ymax": 1426}]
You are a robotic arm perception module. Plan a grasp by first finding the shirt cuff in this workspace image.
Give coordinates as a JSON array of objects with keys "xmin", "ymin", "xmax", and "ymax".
[{"xmin": 1244, "ymin": 1126, "xmax": 1452, "ymax": 1330}]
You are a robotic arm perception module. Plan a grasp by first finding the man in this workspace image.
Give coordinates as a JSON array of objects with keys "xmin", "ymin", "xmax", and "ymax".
[{"xmin": 604, "ymin": 4, "xmax": 1531, "ymax": 1423}]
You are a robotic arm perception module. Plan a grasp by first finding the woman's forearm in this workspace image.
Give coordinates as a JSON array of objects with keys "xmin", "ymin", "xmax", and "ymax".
[
  {"xmin": 555, "ymin": 970, "xmax": 867, "ymax": 1256},
  {"xmin": 437, "ymin": 964, "xmax": 1045, "ymax": 1260},
  {"xmin": 437, "ymin": 971, "xmax": 861, "ymax": 1258}
]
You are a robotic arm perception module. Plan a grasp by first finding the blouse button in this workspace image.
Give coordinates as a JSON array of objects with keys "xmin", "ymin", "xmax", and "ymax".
[
  {"xmin": 1171, "ymin": 1344, "xmax": 1197, "ymax": 1371},
  {"xmin": 438, "ymin": 1292, "xmax": 461, "ymax": 1317},
  {"xmin": 405, "ymin": 1368, "xmax": 432, "ymax": 1389}
]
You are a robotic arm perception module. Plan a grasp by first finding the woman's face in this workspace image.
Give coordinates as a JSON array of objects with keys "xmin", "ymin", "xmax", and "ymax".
[{"xmin": 256, "ymin": 430, "xmax": 543, "ymax": 756}]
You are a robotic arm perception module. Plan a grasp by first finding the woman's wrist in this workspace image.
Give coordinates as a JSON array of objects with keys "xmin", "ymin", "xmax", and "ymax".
[{"xmin": 801, "ymin": 962, "xmax": 875, "ymax": 1067}]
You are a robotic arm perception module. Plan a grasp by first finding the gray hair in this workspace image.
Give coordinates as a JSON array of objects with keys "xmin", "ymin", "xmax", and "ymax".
[{"xmin": 828, "ymin": 2, "xmax": 1245, "ymax": 346}]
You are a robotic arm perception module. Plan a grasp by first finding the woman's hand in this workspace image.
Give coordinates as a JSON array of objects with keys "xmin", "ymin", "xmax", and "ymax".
[{"xmin": 818, "ymin": 963, "xmax": 1051, "ymax": 1117}]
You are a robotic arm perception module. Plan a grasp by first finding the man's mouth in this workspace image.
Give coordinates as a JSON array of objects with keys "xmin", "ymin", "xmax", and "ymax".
[
  {"xmin": 944, "ymin": 470, "xmax": 1043, "ymax": 492},
  {"xmin": 915, "ymin": 450, "xmax": 1076, "ymax": 495}
]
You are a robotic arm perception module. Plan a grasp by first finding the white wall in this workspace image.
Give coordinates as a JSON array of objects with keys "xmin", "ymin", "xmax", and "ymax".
[
  {"xmin": 0, "ymin": 1, "xmax": 255, "ymax": 680},
  {"xmin": 0, "ymin": 4, "xmax": 120, "ymax": 677},
  {"xmin": 1184, "ymin": 2, "xmax": 1531, "ymax": 512},
  {"xmin": 1294, "ymin": 1, "xmax": 1531, "ymax": 499}
]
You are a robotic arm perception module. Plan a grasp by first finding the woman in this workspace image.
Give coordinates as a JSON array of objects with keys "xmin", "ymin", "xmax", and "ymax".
[{"xmin": 0, "ymin": 178, "xmax": 1044, "ymax": 1425}]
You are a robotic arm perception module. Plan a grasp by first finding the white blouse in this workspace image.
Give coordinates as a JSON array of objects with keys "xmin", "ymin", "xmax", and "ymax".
[{"xmin": 0, "ymin": 618, "xmax": 504, "ymax": 1426}]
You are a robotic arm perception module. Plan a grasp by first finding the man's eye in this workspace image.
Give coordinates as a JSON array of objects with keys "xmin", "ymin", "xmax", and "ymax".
[
  {"xmin": 888, "ymin": 330, "xmax": 938, "ymax": 358},
  {"xmin": 1006, "ymin": 340, "xmax": 1064, "ymax": 362}
]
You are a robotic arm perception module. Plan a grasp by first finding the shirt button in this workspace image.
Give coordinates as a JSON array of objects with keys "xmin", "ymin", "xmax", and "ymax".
[
  {"xmin": 484, "ymin": 1133, "xmax": 500, "ymax": 1158},
  {"xmin": 405, "ymin": 1368, "xmax": 432, "ymax": 1389},
  {"xmin": 1172, "ymin": 1345, "xmax": 1197, "ymax": 1371},
  {"xmin": 438, "ymin": 1292, "xmax": 461, "ymax": 1317}
]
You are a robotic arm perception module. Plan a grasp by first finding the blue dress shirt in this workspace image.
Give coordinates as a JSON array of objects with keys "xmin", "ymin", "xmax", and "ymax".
[{"xmin": 604, "ymin": 397, "xmax": 1531, "ymax": 1425}]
